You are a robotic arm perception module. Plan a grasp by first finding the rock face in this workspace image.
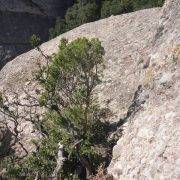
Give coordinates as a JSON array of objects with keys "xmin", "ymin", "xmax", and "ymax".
[
  {"xmin": 0, "ymin": 0, "xmax": 74, "ymax": 69},
  {"xmin": 31, "ymin": 0, "xmax": 74, "ymax": 17},
  {"xmin": 0, "ymin": 0, "xmax": 179, "ymax": 179},
  {"xmin": 108, "ymin": 0, "xmax": 180, "ymax": 179},
  {"xmin": 0, "ymin": 11, "xmax": 54, "ymax": 69},
  {"xmin": 0, "ymin": 0, "xmax": 74, "ymax": 17}
]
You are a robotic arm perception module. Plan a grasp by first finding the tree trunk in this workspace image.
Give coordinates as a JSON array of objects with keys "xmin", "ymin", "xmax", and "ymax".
[
  {"xmin": 79, "ymin": 156, "xmax": 93, "ymax": 179},
  {"xmin": 52, "ymin": 143, "xmax": 65, "ymax": 180}
]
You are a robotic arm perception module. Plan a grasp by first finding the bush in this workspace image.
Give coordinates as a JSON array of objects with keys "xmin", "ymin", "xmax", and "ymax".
[
  {"xmin": 36, "ymin": 37, "xmax": 110, "ymax": 178},
  {"xmin": 29, "ymin": 34, "xmax": 41, "ymax": 48},
  {"xmin": 49, "ymin": 18, "xmax": 66, "ymax": 39},
  {"xmin": 65, "ymin": 0, "xmax": 99, "ymax": 30},
  {"xmin": 1, "ymin": 38, "xmax": 112, "ymax": 179},
  {"xmin": 101, "ymin": 0, "xmax": 124, "ymax": 18},
  {"xmin": 101, "ymin": 0, "xmax": 165, "ymax": 18},
  {"xmin": 132, "ymin": 0, "xmax": 165, "ymax": 10},
  {"xmin": 48, "ymin": 0, "xmax": 165, "ymax": 39}
]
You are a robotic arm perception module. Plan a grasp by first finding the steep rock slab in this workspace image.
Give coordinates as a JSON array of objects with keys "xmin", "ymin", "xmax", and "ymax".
[
  {"xmin": 0, "ymin": 8, "xmax": 161, "ymax": 121},
  {"xmin": 108, "ymin": 0, "xmax": 180, "ymax": 179},
  {"xmin": 0, "ymin": 7, "xmax": 161, "ymax": 156}
]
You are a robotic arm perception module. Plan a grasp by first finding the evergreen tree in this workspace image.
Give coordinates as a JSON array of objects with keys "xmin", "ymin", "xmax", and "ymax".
[
  {"xmin": 65, "ymin": 0, "xmax": 99, "ymax": 30},
  {"xmin": 0, "ymin": 38, "xmax": 112, "ymax": 179}
]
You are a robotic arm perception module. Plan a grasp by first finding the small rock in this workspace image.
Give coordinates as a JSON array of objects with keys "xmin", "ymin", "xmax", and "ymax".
[
  {"xmin": 137, "ymin": 127, "xmax": 154, "ymax": 140},
  {"xmin": 174, "ymin": 70, "xmax": 180, "ymax": 79},
  {"xmin": 159, "ymin": 72, "xmax": 173, "ymax": 85}
]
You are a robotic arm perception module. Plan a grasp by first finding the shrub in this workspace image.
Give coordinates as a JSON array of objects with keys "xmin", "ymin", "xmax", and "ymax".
[
  {"xmin": 101, "ymin": 0, "xmax": 124, "ymax": 18},
  {"xmin": 48, "ymin": 0, "xmax": 165, "ymax": 39},
  {"xmin": 29, "ymin": 34, "xmax": 41, "ymax": 48},
  {"xmin": 101, "ymin": 0, "xmax": 165, "ymax": 19},
  {"xmin": 65, "ymin": 0, "xmax": 99, "ymax": 30},
  {"xmin": 132, "ymin": 0, "xmax": 165, "ymax": 10},
  {"xmin": 35, "ymin": 37, "xmax": 110, "ymax": 178},
  {"xmin": 49, "ymin": 18, "xmax": 66, "ymax": 39},
  {"xmin": 1, "ymin": 38, "xmax": 112, "ymax": 179}
]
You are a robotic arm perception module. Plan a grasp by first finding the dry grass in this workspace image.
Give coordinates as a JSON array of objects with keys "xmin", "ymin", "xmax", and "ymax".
[
  {"xmin": 89, "ymin": 165, "xmax": 113, "ymax": 180},
  {"xmin": 143, "ymin": 66, "xmax": 154, "ymax": 89},
  {"xmin": 173, "ymin": 44, "xmax": 180, "ymax": 64}
]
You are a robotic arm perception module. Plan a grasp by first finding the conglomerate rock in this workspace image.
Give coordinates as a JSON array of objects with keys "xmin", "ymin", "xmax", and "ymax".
[{"xmin": 108, "ymin": 0, "xmax": 180, "ymax": 179}]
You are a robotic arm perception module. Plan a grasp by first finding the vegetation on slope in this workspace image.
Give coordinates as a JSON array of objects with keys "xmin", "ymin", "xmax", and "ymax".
[
  {"xmin": 0, "ymin": 37, "xmax": 114, "ymax": 179},
  {"xmin": 49, "ymin": 0, "xmax": 165, "ymax": 39}
]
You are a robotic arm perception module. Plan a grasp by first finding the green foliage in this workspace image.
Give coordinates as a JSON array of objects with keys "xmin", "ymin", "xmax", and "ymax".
[
  {"xmin": 2, "ymin": 137, "xmax": 58, "ymax": 178},
  {"xmin": 36, "ymin": 37, "xmax": 109, "ymax": 177},
  {"xmin": 49, "ymin": 1, "xmax": 99, "ymax": 38},
  {"xmin": 29, "ymin": 34, "xmax": 41, "ymax": 48},
  {"xmin": 25, "ymin": 138, "xmax": 58, "ymax": 177},
  {"xmin": 132, "ymin": 0, "xmax": 165, "ymax": 10},
  {"xmin": 49, "ymin": 0, "xmax": 164, "ymax": 39},
  {"xmin": 101, "ymin": 0, "xmax": 124, "ymax": 18},
  {"xmin": 2, "ymin": 157, "xmax": 22, "ymax": 178},
  {"xmin": 1, "ymin": 37, "xmax": 111, "ymax": 179},
  {"xmin": 49, "ymin": 18, "xmax": 66, "ymax": 39},
  {"xmin": 0, "ymin": 92, "xmax": 3, "ymax": 104},
  {"xmin": 65, "ymin": 0, "xmax": 98, "ymax": 30},
  {"xmin": 101, "ymin": 0, "xmax": 165, "ymax": 18},
  {"xmin": 36, "ymin": 37, "xmax": 110, "ymax": 178}
]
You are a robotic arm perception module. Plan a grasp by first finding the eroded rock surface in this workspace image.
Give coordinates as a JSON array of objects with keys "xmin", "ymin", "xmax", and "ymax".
[
  {"xmin": 108, "ymin": 0, "xmax": 180, "ymax": 179},
  {"xmin": 0, "ymin": 7, "xmax": 161, "ymax": 121}
]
